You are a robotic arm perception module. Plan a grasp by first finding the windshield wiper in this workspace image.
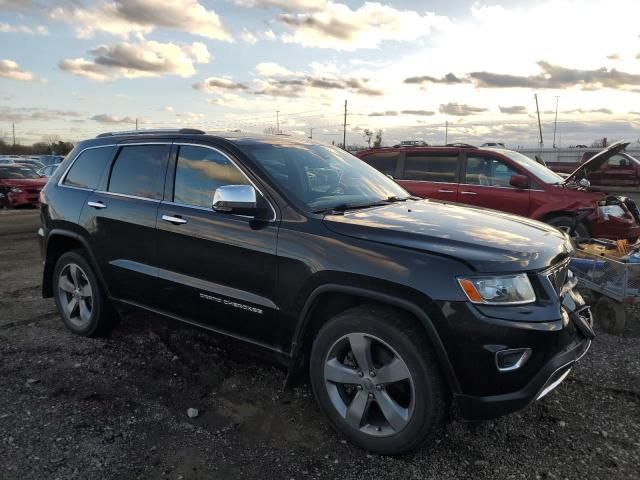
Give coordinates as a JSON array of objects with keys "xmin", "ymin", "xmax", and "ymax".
[{"xmin": 313, "ymin": 200, "xmax": 391, "ymax": 215}]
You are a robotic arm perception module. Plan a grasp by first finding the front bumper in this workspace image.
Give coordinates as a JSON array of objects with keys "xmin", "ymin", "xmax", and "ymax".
[
  {"xmin": 589, "ymin": 215, "xmax": 640, "ymax": 240},
  {"xmin": 6, "ymin": 190, "xmax": 40, "ymax": 207},
  {"xmin": 437, "ymin": 286, "xmax": 593, "ymax": 421}
]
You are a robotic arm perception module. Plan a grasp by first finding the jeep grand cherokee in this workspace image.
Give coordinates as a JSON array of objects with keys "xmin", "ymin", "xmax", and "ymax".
[{"xmin": 39, "ymin": 129, "xmax": 593, "ymax": 454}]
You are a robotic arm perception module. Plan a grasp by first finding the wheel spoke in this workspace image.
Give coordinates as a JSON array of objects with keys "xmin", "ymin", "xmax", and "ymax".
[
  {"xmin": 325, "ymin": 358, "xmax": 361, "ymax": 384},
  {"xmin": 374, "ymin": 390, "xmax": 409, "ymax": 432},
  {"xmin": 66, "ymin": 297, "xmax": 78, "ymax": 317},
  {"xmin": 345, "ymin": 390, "xmax": 370, "ymax": 429},
  {"xmin": 376, "ymin": 357, "xmax": 411, "ymax": 384},
  {"xmin": 80, "ymin": 283, "xmax": 92, "ymax": 298},
  {"xmin": 69, "ymin": 264, "xmax": 80, "ymax": 287},
  {"xmin": 59, "ymin": 277, "xmax": 75, "ymax": 293},
  {"xmin": 79, "ymin": 299, "xmax": 91, "ymax": 322},
  {"xmin": 348, "ymin": 333, "xmax": 373, "ymax": 374}
]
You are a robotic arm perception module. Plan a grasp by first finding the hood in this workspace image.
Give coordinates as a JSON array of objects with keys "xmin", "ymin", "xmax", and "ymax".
[
  {"xmin": 0, "ymin": 178, "xmax": 47, "ymax": 188},
  {"xmin": 323, "ymin": 200, "xmax": 573, "ymax": 272},
  {"xmin": 565, "ymin": 141, "xmax": 630, "ymax": 184}
]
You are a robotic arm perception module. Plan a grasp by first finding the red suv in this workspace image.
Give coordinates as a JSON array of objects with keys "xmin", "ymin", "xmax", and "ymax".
[{"xmin": 357, "ymin": 142, "xmax": 640, "ymax": 240}]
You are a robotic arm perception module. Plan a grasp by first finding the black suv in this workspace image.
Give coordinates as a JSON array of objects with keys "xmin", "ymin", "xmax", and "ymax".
[{"xmin": 39, "ymin": 130, "xmax": 593, "ymax": 454}]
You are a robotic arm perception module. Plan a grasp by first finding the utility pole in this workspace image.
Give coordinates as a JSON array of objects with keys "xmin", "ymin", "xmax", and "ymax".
[
  {"xmin": 12, "ymin": 123, "xmax": 15, "ymax": 147},
  {"xmin": 276, "ymin": 110, "xmax": 280, "ymax": 134},
  {"xmin": 308, "ymin": 127, "xmax": 314, "ymax": 139},
  {"xmin": 135, "ymin": 118, "xmax": 138, "ymax": 131},
  {"xmin": 342, "ymin": 100, "xmax": 347, "ymax": 150},
  {"xmin": 552, "ymin": 96, "xmax": 559, "ymax": 148},
  {"xmin": 444, "ymin": 120, "xmax": 448, "ymax": 145},
  {"xmin": 534, "ymin": 94, "xmax": 543, "ymax": 148}
]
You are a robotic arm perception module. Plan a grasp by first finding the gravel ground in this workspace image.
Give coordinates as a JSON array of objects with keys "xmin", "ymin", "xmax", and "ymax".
[{"xmin": 0, "ymin": 210, "xmax": 639, "ymax": 479}]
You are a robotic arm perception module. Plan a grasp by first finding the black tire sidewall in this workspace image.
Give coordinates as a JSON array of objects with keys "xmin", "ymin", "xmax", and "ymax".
[
  {"xmin": 52, "ymin": 250, "xmax": 105, "ymax": 337},
  {"xmin": 547, "ymin": 216, "xmax": 589, "ymax": 238},
  {"xmin": 310, "ymin": 309, "xmax": 445, "ymax": 455}
]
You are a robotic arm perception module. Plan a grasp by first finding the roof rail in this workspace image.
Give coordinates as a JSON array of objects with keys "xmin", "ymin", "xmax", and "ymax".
[
  {"xmin": 96, "ymin": 128, "xmax": 206, "ymax": 138},
  {"xmin": 444, "ymin": 142, "xmax": 477, "ymax": 148}
]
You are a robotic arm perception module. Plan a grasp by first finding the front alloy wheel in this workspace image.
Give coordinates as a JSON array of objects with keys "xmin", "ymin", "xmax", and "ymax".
[
  {"xmin": 324, "ymin": 333, "xmax": 414, "ymax": 436},
  {"xmin": 57, "ymin": 263, "xmax": 94, "ymax": 329},
  {"xmin": 310, "ymin": 306, "xmax": 448, "ymax": 454}
]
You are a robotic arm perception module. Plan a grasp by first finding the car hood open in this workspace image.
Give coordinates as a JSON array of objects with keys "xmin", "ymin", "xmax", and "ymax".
[
  {"xmin": 564, "ymin": 141, "xmax": 630, "ymax": 184},
  {"xmin": 323, "ymin": 199, "xmax": 573, "ymax": 272}
]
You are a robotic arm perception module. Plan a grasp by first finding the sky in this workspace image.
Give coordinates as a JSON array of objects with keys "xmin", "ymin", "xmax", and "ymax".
[{"xmin": 0, "ymin": 0, "xmax": 639, "ymax": 148}]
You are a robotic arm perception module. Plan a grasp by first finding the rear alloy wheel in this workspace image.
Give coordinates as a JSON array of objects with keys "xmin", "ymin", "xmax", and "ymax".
[
  {"xmin": 310, "ymin": 306, "xmax": 448, "ymax": 454},
  {"xmin": 53, "ymin": 250, "xmax": 115, "ymax": 337}
]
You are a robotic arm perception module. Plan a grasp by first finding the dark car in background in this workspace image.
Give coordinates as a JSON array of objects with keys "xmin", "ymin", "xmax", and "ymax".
[
  {"xmin": 0, "ymin": 164, "xmax": 47, "ymax": 208},
  {"xmin": 357, "ymin": 142, "xmax": 640, "ymax": 240},
  {"xmin": 39, "ymin": 130, "xmax": 592, "ymax": 454}
]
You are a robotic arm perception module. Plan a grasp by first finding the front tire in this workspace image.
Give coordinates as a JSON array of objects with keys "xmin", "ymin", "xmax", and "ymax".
[
  {"xmin": 547, "ymin": 215, "xmax": 589, "ymax": 239},
  {"xmin": 53, "ymin": 250, "xmax": 115, "ymax": 337},
  {"xmin": 309, "ymin": 305, "xmax": 448, "ymax": 454}
]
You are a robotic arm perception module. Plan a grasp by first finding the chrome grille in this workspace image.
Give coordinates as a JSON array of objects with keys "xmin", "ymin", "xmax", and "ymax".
[{"xmin": 546, "ymin": 261, "xmax": 570, "ymax": 296}]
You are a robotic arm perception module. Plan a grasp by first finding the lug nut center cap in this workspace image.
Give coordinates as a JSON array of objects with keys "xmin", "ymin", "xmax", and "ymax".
[{"xmin": 362, "ymin": 378, "xmax": 375, "ymax": 392}]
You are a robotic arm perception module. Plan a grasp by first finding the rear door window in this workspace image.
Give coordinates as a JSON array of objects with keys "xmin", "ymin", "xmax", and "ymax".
[
  {"xmin": 361, "ymin": 151, "xmax": 400, "ymax": 177},
  {"xmin": 63, "ymin": 147, "xmax": 113, "ymax": 189},
  {"xmin": 403, "ymin": 154, "xmax": 459, "ymax": 182},
  {"xmin": 173, "ymin": 145, "xmax": 249, "ymax": 208},
  {"xmin": 108, "ymin": 145, "xmax": 170, "ymax": 200},
  {"xmin": 464, "ymin": 156, "xmax": 519, "ymax": 188}
]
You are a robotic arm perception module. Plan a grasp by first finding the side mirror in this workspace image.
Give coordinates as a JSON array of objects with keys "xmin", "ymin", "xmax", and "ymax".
[
  {"xmin": 213, "ymin": 185, "xmax": 266, "ymax": 218},
  {"xmin": 509, "ymin": 174, "xmax": 529, "ymax": 189}
]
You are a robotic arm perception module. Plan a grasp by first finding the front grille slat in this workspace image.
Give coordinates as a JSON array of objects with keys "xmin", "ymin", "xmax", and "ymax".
[{"xmin": 545, "ymin": 261, "xmax": 570, "ymax": 296}]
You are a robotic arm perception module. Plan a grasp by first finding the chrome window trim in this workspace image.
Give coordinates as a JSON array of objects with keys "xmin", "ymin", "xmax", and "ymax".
[
  {"xmin": 94, "ymin": 190, "xmax": 161, "ymax": 203},
  {"xmin": 400, "ymin": 179, "xmax": 459, "ymax": 185},
  {"xmin": 58, "ymin": 144, "xmax": 116, "ymax": 190},
  {"xmin": 173, "ymin": 142, "xmax": 278, "ymax": 222}
]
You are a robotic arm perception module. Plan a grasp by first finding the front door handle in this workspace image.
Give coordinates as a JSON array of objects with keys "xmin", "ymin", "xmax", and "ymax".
[
  {"xmin": 87, "ymin": 201, "xmax": 107, "ymax": 209},
  {"xmin": 162, "ymin": 214, "xmax": 187, "ymax": 225},
  {"xmin": 437, "ymin": 189, "xmax": 455, "ymax": 193},
  {"xmin": 460, "ymin": 191, "xmax": 477, "ymax": 196}
]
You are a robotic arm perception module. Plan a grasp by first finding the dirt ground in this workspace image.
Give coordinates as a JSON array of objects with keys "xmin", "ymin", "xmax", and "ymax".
[{"xmin": 0, "ymin": 209, "xmax": 639, "ymax": 480}]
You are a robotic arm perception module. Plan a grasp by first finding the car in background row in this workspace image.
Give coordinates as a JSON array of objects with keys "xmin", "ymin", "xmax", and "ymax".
[
  {"xmin": 544, "ymin": 143, "xmax": 640, "ymax": 192},
  {"xmin": 357, "ymin": 142, "xmax": 640, "ymax": 241},
  {"xmin": 0, "ymin": 164, "xmax": 47, "ymax": 208},
  {"xmin": 38, "ymin": 164, "xmax": 61, "ymax": 177}
]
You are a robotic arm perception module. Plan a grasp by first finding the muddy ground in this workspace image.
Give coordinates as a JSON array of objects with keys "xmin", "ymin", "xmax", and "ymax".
[{"xmin": 0, "ymin": 209, "xmax": 638, "ymax": 480}]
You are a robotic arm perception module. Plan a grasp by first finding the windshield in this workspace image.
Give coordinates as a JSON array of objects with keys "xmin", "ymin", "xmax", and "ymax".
[
  {"xmin": 240, "ymin": 142, "xmax": 411, "ymax": 212},
  {"xmin": 0, "ymin": 166, "xmax": 41, "ymax": 179},
  {"xmin": 498, "ymin": 150, "xmax": 565, "ymax": 184}
]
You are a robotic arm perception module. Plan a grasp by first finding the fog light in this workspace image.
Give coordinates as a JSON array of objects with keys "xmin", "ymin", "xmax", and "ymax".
[{"xmin": 495, "ymin": 348, "xmax": 532, "ymax": 372}]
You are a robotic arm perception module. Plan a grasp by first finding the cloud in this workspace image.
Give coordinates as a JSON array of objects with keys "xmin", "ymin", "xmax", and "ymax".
[
  {"xmin": 0, "ymin": 22, "xmax": 48, "ymax": 35},
  {"xmin": 90, "ymin": 114, "xmax": 137, "ymax": 124},
  {"xmin": 470, "ymin": 61, "xmax": 640, "ymax": 90},
  {"xmin": 562, "ymin": 108, "xmax": 613, "ymax": 115},
  {"xmin": 232, "ymin": 0, "xmax": 326, "ymax": 11},
  {"xmin": 404, "ymin": 73, "xmax": 466, "ymax": 85},
  {"xmin": 368, "ymin": 111, "xmax": 398, "ymax": 117},
  {"xmin": 193, "ymin": 76, "xmax": 249, "ymax": 92},
  {"xmin": 49, "ymin": 0, "xmax": 232, "ymax": 41},
  {"xmin": 0, "ymin": 59, "xmax": 34, "ymax": 81},
  {"xmin": 255, "ymin": 62, "xmax": 299, "ymax": 77},
  {"xmin": 0, "ymin": 106, "xmax": 83, "ymax": 122},
  {"xmin": 59, "ymin": 41, "xmax": 210, "ymax": 81},
  {"xmin": 499, "ymin": 105, "xmax": 527, "ymax": 114},
  {"xmin": 439, "ymin": 103, "xmax": 487, "ymax": 116},
  {"xmin": 401, "ymin": 110, "xmax": 435, "ymax": 116},
  {"xmin": 241, "ymin": 30, "xmax": 258, "ymax": 44},
  {"xmin": 254, "ymin": 75, "xmax": 383, "ymax": 97},
  {"xmin": 0, "ymin": 0, "xmax": 33, "ymax": 10},
  {"xmin": 607, "ymin": 54, "xmax": 621, "ymax": 60},
  {"xmin": 278, "ymin": 2, "xmax": 450, "ymax": 50}
]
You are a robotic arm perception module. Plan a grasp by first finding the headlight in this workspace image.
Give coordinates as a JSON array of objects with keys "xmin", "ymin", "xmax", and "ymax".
[
  {"xmin": 458, "ymin": 273, "xmax": 536, "ymax": 305},
  {"xmin": 9, "ymin": 187, "xmax": 23, "ymax": 193},
  {"xmin": 598, "ymin": 205, "xmax": 626, "ymax": 219}
]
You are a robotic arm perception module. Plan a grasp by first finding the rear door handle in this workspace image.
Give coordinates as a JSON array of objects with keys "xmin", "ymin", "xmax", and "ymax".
[
  {"xmin": 87, "ymin": 201, "xmax": 107, "ymax": 209},
  {"xmin": 460, "ymin": 191, "xmax": 477, "ymax": 196},
  {"xmin": 437, "ymin": 189, "xmax": 455, "ymax": 193},
  {"xmin": 162, "ymin": 214, "xmax": 187, "ymax": 225}
]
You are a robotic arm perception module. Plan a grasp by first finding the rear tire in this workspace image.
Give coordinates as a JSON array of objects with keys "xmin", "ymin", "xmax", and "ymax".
[
  {"xmin": 309, "ymin": 305, "xmax": 448, "ymax": 454},
  {"xmin": 52, "ymin": 250, "xmax": 115, "ymax": 337},
  {"xmin": 547, "ymin": 216, "xmax": 589, "ymax": 239}
]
